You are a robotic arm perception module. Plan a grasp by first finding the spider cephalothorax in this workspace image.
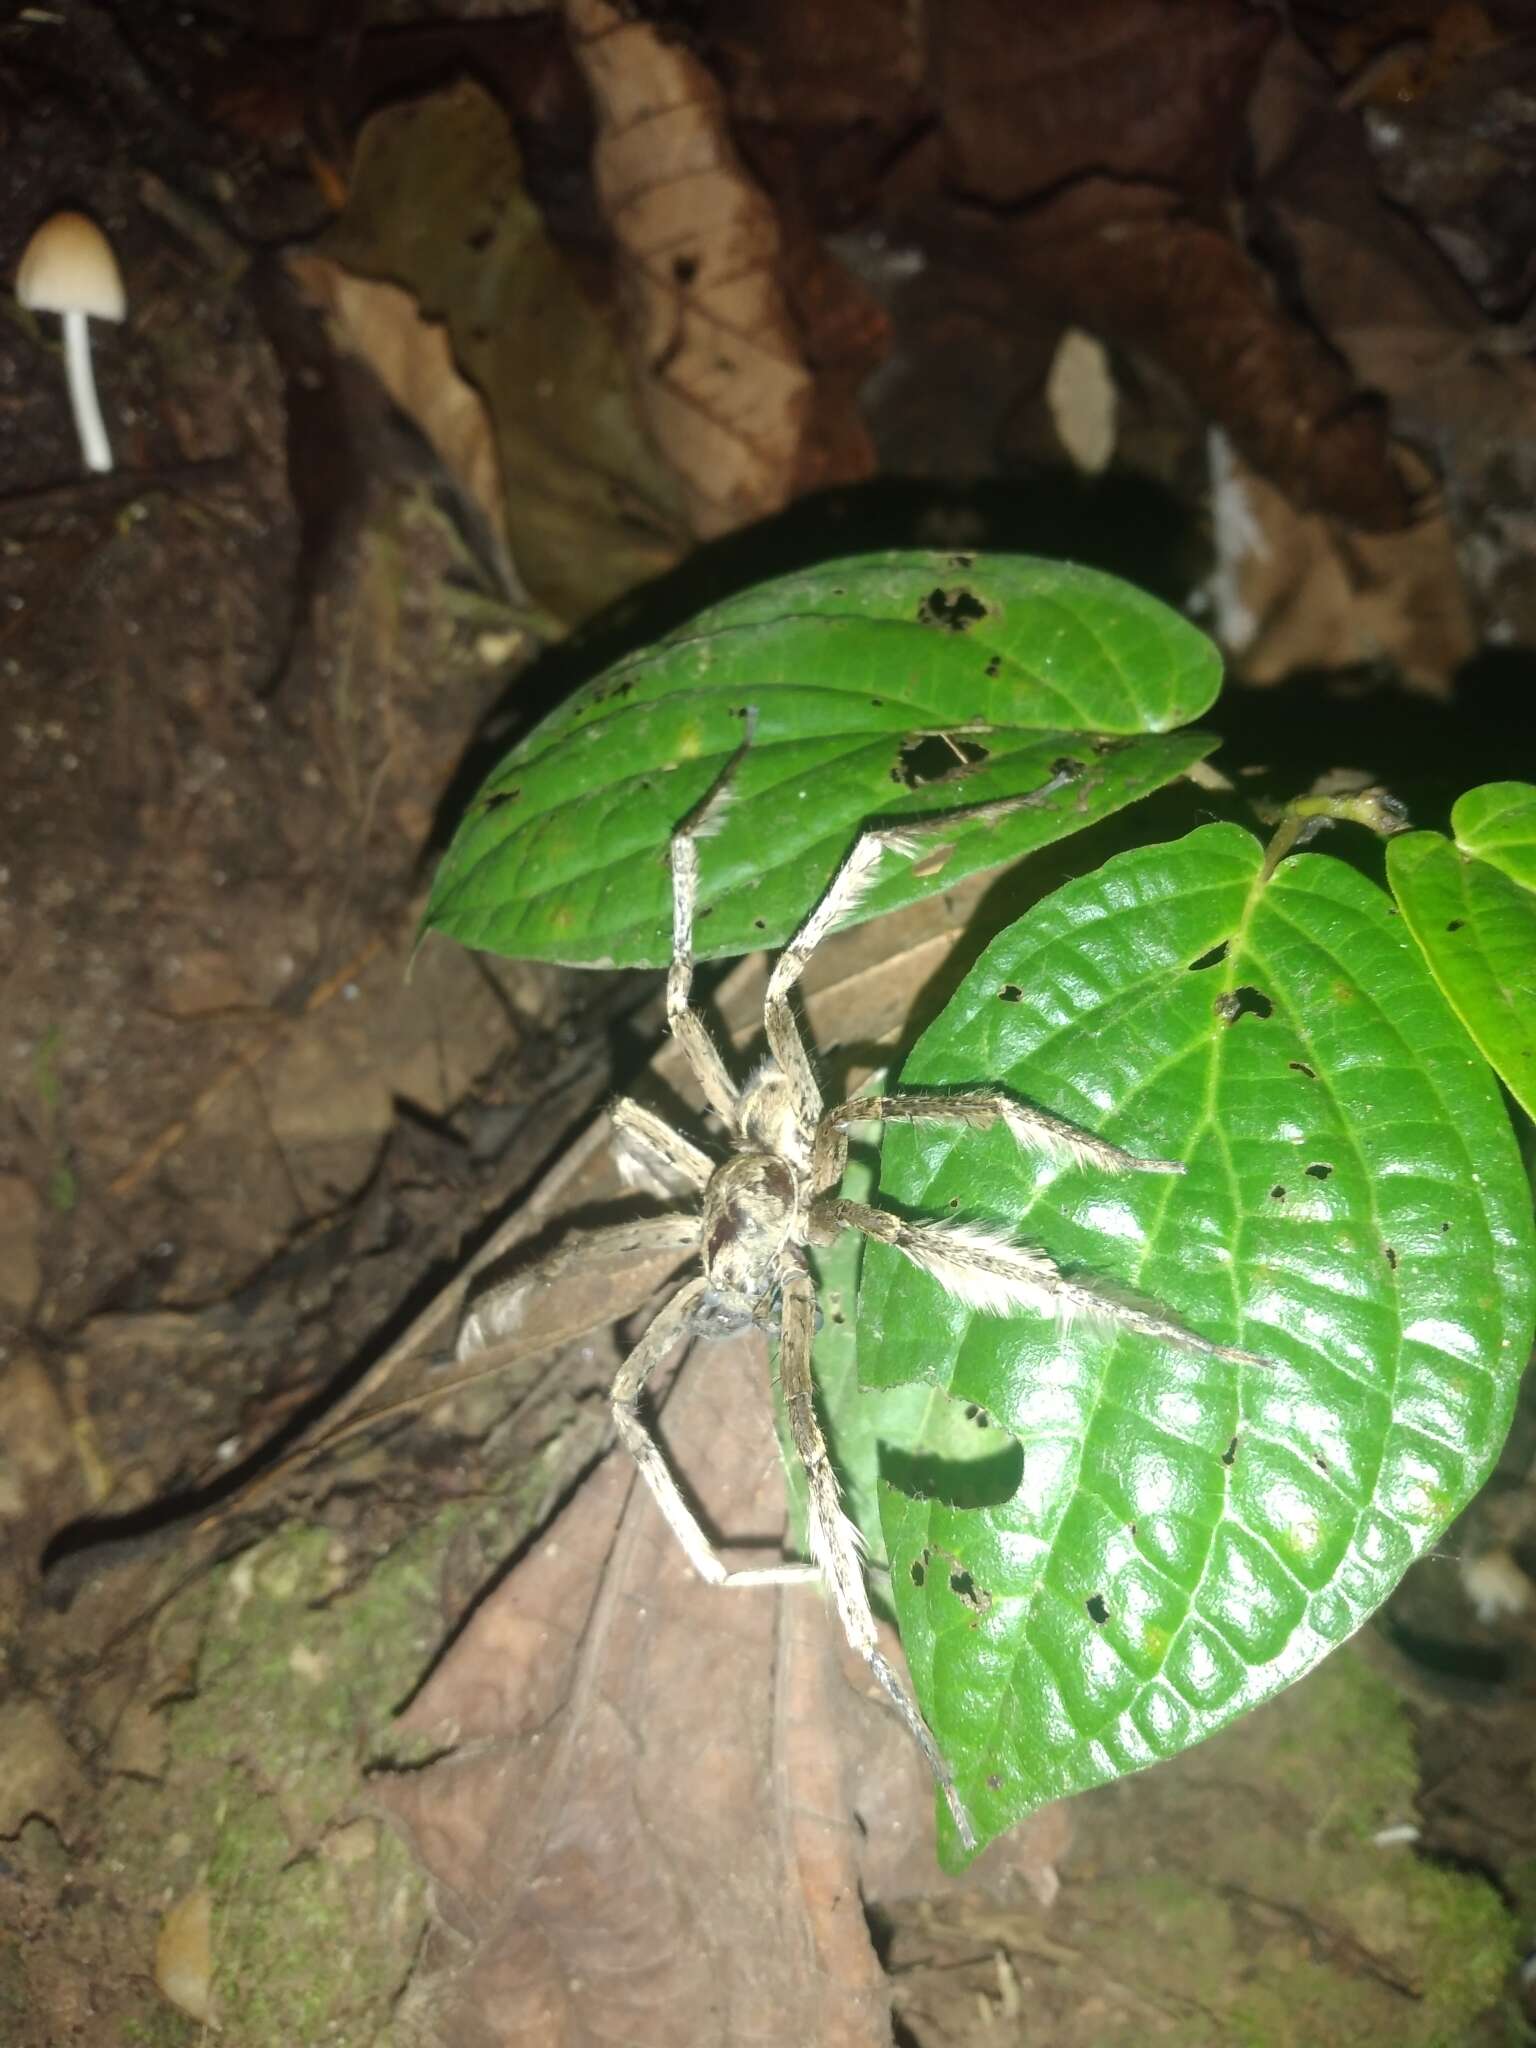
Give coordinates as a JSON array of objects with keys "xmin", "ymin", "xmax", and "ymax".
[{"xmin": 458, "ymin": 805, "xmax": 1270, "ymax": 1851}]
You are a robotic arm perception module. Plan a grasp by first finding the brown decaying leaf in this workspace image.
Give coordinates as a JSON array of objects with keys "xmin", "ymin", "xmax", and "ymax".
[
  {"xmin": 287, "ymin": 258, "xmax": 508, "ymax": 561},
  {"xmin": 932, "ymin": 0, "xmax": 1276, "ymax": 210},
  {"xmin": 1207, "ymin": 433, "xmax": 1473, "ymax": 696},
  {"xmin": 1247, "ymin": 32, "xmax": 1536, "ymax": 645},
  {"xmin": 811, "ymin": 0, "xmax": 1405, "ymax": 532},
  {"xmin": 306, "ymin": 79, "xmax": 686, "ymax": 624},
  {"xmin": 379, "ymin": 1322, "xmax": 1062, "ymax": 2046},
  {"xmin": 379, "ymin": 1352, "xmax": 896, "ymax": 2048},
  {"xmin": 997, "ymin": 178, "xmax": 1412, "ymax": 532},
  {"xmin": 564, "ymin": 0, "xmax": 817, "ymax": 538}
]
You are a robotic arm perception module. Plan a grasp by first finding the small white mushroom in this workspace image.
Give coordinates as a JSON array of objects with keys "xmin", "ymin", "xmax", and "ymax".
[{"xmin": 16, "ymin": 211, "xmax": 127, "ymax": 474}]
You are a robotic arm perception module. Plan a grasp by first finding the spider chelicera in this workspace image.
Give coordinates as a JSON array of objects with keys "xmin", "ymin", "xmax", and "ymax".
[{"xmin": 457, "ymin": 793, "xmax": 1269, "ymax": 1852}]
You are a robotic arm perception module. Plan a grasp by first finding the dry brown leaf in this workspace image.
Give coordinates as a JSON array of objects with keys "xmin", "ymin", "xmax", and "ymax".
[
  {"xmin": 933, "ymin": 0, "xmax": 1275, "ymax": 208},
  {"xmin": 1206, "ymin": 433, "xmax": 1473, "ymax": 695},
  {"xmin": 564, "ymin": 0, "xmax": 815, "ymax": 537},
  {"xmin": 1002, "ymin": 177, "xmax": 1412, "ymax": 531},
  {"xmin": 379, "ymin": 1351, "xmax": 896, "ymax": 2047},
  {"xmin": 1248, "ymin": 32, "xmax": 1536, "ymax": 645},
  {"xmin": 300, "ymin": 78, "xmax": 687, "ymax": 624},
  {"xmin": 288, "ymin": 258, "xmax": 508, "ymax": 561},
  {"xmin": 378, "ymin": 1321, "xmax": 1062, "ymax": 2047}
]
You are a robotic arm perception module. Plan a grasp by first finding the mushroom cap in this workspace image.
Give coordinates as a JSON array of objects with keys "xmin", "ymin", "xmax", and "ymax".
[{"xmin": 17, "ymin": 211, "xmax": 125, "ymax": 322}]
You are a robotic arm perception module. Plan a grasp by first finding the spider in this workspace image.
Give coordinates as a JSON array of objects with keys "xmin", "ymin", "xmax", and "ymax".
[{"xmin": 457, "ymin": 796, "xmax": 1270, "ymax": 1853}]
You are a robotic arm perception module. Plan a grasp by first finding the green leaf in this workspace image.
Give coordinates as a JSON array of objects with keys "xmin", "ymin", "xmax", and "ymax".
[
  {"xmin": 859, "ymin": 824, "xmax": 1534, "ymax": 1865},
  {"xmin": 424, "ymin": 552, "xmax": 1221, "ymax": 967},
  {"xmin": 1452, "ymin": 780, "xmax": 1536, "ymax": 890},
  {"xmin": 1388, "ymin": 827, "xmax": 1536, "ymax": 1121}
]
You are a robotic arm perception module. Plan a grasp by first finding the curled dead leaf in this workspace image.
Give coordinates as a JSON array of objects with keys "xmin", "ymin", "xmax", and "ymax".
[
  {"xmin": 1205, "ymin": 433, "xmax": 1472, "ymax": 695},
  {"xmin": 302, "ymin": 78, "xmax": 687, "ymax": 624},
  {"xmin": 1006, "ymin": 178, "xmax": 1412, "ymax": 531},
  {"xmin": 564, "ymin": 0, "xmax": 815, "ymax": 537},
  {"xmin": 288, "ymin": 256, "xmax": 508, "ymax": 562}
]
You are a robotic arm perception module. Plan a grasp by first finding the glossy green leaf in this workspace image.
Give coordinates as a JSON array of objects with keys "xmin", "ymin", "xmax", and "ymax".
[
  {"xmin": 424, "ymin": 552, "xmax": 1221, "ymax": 967},
  {"xmin": 1452, "ymin": 780, "xmax": 1536, "ymax": 890},
  {"xmin": 1388, "ymin": 827, "xmax": 1536, "ymax": 1121},
  {"xmin": 859, "ymin": 824, "xmax": 1534, "ymax": 1864}
]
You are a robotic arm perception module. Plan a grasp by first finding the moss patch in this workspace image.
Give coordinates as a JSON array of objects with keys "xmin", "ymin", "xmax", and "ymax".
[
  {"xmin": 92, "ymin": 1491, "xmax": 534, "ymax": 2045},
  {"xmin": 1065, "ymin": 1646, "xmax": 1516, "ymax": 2046}
]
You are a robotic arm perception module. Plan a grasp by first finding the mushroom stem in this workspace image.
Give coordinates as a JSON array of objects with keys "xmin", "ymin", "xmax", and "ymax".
[{"xmin": 61, "ymin": 309, "xmax": 112, "ymax": 472}]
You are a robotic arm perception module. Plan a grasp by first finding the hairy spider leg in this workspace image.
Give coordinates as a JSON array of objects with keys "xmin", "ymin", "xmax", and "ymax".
[
  {"xmin": 610, "ymin": 1095, "xmax": 715, "ymax": 1196},
  {"xmin": 456, "ymin": 1211, "xmax": 700, "ymax": 1360},
  {"xmin": 763, "ymin": 827, "xmax": 919, "ymax": 1129},
  {"xmin": 666, "ymin": 830, "xmax": 741, "ymax": 1128},
  {"xmin": 776, "ymin": 1264, "xmax": 978, "ymax": 1851},
  {"xmin": 810, "ymin": 1089, "xmax": 1188, "ymax": 1198},
  {"xmin": 833, "ymin": 1198, "xmax": 1271, "ymax": 1368},
  {"xmin": 610, "ymin": 1272, "xmax": 822, "ymax": 1592}
]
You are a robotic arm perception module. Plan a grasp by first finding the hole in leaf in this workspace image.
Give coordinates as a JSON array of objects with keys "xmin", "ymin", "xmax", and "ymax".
[
  {"xmin": 1216, "ymin": 986, "xmax": 1274, "ymax": 1024},
  {"xmin": 1188, "ymin": 943, "xmax": 1228, "ymax": 972},
  {"xmin": 985, "ymin": 656, "xmax": 1002, "ymax": 678},
  {"xmin": 1306, "ymin": 1163, "xmax": 1333, "ymax": 1180},
  {"xmin": 1221, "ymin": 1436, "xmax": 1239, "ymax": 1467},
  {"xmin": 910, "ymin": 1559, "xmax": 926, "ymax": 1587},
  {"xmin": 1289, "ymin": 1061, "xmax": 1316, "ymax": 1079},
  {"xmin": 1447, "ymin": 919, "xmax": 1465, "ymax": 932},
  {"xmin": 753, "ymin": 917, "xmax": 767, "ymax": 930},
  {"xmin": 1270, "ymin": 1185, "xmax": 1287, "ymax": 1201},
  {"xmin": 948, "ymin": 1569, "xmax": 990, "ymax": 1612},
  {"xmin": 896, "ymin": 732, "xmax": 990, "ymax": 788},
  {"xmin": 1086, "ymin": 1593, "xmax": 1109, "ymax": 1625},
  {"xmin": 1441, "ymin": 1220, "xmax": 1451, "ymax": 1233},
  {"xmin": 1385, "ymin": 1245, "xmax": 1399, "ymax": 1270},
  {"xmin": 998, "ymin": 984, "xmax": 1024, "ymax": 1003},
  {"xmin": 949, "ymin": 553, "xmax": 976, "ymax": 569},
  {"xmin": 916, "ymin": 586, "xmax": 989, "ymax": 632},
  {"xmin": 1313, "ymin": 1454, "xmax": 1330, "ymax": 1473},
  {"xmin": 480, "ymin": 787, "xmax": 522, "ymax": 813},
  {"xmin": 1050, "ymin": 755, "xmax": 1085, "ymax": 777},
  {"xmin": 986, "ymin": 1772, "xmax": 1003, "ymax": 1791}
]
